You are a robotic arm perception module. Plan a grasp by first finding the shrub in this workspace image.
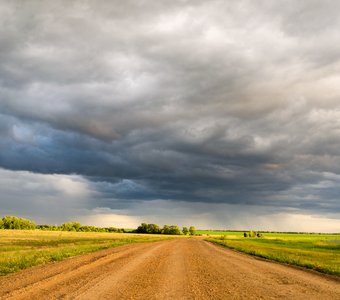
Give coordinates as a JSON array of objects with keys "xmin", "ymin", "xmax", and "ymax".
[{"xmin": 243, "ymin": 231, "xmax": 263, "ymax": 238}]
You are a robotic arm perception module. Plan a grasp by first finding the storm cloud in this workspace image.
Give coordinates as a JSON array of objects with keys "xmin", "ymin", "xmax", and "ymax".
[{"xmin": 1, "ymin": 1, "xmax": 340, "ymax": 231}]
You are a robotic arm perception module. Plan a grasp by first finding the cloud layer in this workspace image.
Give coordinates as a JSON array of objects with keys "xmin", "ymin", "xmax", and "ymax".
[{"xmin": 1, "ymin": 1, "xmax": 340, "ymax": 231}]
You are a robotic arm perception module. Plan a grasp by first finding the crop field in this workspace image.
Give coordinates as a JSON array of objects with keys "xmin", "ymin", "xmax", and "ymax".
[
  {"xmin": 0, "ymin": 229, "xmax": 173, "ymax": 276},
  {"xmin": 207, "ymin": 232, "xmax": 340, "ymax": 276}
]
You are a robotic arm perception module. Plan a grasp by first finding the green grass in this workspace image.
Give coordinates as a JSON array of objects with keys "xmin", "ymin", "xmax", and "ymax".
[
  {"xmin": 207, "ymin": 233, "xmax": 340, "ymax": 276},
  {"xmin": 0, "ymin": 229, "xmax": 174, "ymax": 276},
  {"xmin": 197, "ymin": 230, "xmax": 245, "ymax": 237}
]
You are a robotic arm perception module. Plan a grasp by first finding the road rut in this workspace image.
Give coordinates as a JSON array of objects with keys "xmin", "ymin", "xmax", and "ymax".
[{"xmin": 0, "ymin": 238, "xmax": 339, "ymax": 299}]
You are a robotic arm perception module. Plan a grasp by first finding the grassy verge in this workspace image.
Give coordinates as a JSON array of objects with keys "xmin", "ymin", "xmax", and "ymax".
[
  {"xmin": 0, "ymin": 229, "xmax": 173, "ymax": 276},
  {"xmin": 207, "ymin": 234, "xmax": 340, "ymax": 276}
]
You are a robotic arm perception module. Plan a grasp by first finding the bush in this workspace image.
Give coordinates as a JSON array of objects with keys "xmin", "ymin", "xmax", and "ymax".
[
  {"xmin": 244, "ymin": 231, "xmax": 263, "ymax": 238},
  {"xmin": 37, "ymin": 224, "xmax": 57, "ymax": 231},
  {"xmin": 106, "ymin": 227, "xmax": 125, "ymax": 233}
]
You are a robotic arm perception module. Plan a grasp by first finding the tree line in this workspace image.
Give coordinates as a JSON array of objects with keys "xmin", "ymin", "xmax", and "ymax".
[
  {"xmin": 134, "ymin": 223, "xmax": 196, "ymax": 235},
  {"xmin": 0, "ymin": 216, "xmax": 196, "ymax": 236},
  {"xmin": 0, "ymin": 216, "xmax": 125, "ymax": 233}
]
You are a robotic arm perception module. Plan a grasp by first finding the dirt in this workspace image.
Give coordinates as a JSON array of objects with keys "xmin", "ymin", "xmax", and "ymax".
[{"xmin": 0, "ymin": 238, "xmax": 339, "ymax": 299}]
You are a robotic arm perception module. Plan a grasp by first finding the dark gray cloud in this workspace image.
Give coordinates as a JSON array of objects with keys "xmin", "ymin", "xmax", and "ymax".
[{"xmin": 1, "ymin": 1, "xmax": 340, "ymax": 230}]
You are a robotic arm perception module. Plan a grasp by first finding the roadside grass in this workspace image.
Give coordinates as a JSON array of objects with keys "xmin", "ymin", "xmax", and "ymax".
[
  {"xmin": 207, "ymin": 233, "xmax": 340, "ymax": 276},
  {"xmin": 0, "ymin": 230, "xmax": 173, "ymax": 276},
  {"xmin": 197, "ymin": 230, "xmax": 245, "ymax": 236}
]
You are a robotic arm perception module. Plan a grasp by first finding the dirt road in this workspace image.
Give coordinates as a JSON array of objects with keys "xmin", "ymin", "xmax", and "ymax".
[{"xmin": 0, "ymin": 238, "xmax": 339, "ymax": 299}]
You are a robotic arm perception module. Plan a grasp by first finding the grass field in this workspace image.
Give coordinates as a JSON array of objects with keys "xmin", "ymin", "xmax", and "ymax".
[
  {"xmin": 0, "ymin": 230, "xmax": 173, "ymax": 276},
  {"xmin": 197, "ymin": 230, "xmax": 245, "ymax": 236},
  {"xmin": 207, "ymin": 232, "xmax": 340, "ymax": 276}
]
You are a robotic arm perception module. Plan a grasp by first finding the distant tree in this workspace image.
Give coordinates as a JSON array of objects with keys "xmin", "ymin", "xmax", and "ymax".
[
  {"xmin": 136, "ymin": 223, "xmax": 161, "ymax": 234},
  {"xmin": 161, "ymin": 225, "xmax": 182, "ymax": 235},
  {"xmin": 79, "ymin": 225, "xmax": 101, "ymax": 232},
  {"xmin": 136, "ymin": 223, "xmax": 148, "ymax": 233},
  {"xmin": 60, "ymin": 221, "xmax": 81, "ymax": 232},
  {"xmin": 0, "ymin": 218, "xmax": 3, "ymax": 229},
  {"xmin": 243, "ymin": 232, "xmax": 248, "ymax": 237},
  {"xmin": 106, "ymin": 227, "xmax": 121, "ymax": 233},
  {"xmin": 161, "ymin": 225, "xmax": 170, "ymax": 234},
  {"xmin": 134, "ymin": 223, "xmax": 184, "ymax": 235},
  {"xmin": 168, "ymin": 225, "xmax": 182, "ymax": 235},
  {"xmin": 37, "ymin": 224, "xmax": 53, "ymax": 230},
  {"xmin": 2, "ymin": 216, "xmax": 36, "ymax": 230},
  {"xmin": 182, "ymin": 227, "xmax": 189, "ymax": 235},
  {"xmin": 147, "ymin": 224, "xmax": 161, "ymax": 234},
  {"xmin": 189, "ymin": 226, "xmax": 196, "ymax": 236}
]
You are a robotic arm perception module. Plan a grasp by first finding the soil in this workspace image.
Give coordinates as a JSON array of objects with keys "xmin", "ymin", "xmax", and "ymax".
[{"xmin": 0, "ymin": 238, "xmax": 339, "ymax": 299}]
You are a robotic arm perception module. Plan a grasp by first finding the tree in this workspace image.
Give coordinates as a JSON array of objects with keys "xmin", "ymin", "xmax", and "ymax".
[
  {"xmin": 182, "ymin": 227, "xmax": 188, "ymax": 235},
  {"xmin": 161, "ymin": 225, "xmax": 170, "ymax": 234},
  {"xmin": 60, "ymin": 221, "xmax": 81, "ymax": 231},
  {"xmin": 147, "ymin": 224, "xmax": 161, "ymax": 234},
  {"xmin": 161, "ymin": 225, "xmax": 182, "ymax": 235},
  {"xmin": 168, "ymin": 225, "xmax": 182, "ymax": 235},
  {"xmin": 136, "ymin": 223, "xmax": 148, "ymax": 233},
  {"xmin": 136, "ymin": 223, "xmax": 161, "ymax": 234},
  {"xmin": 2, "ymin": 216, "xmax": 36, "ymax": 230},
  {"xmin": 189, "ymin": 226, "xmax": 196, "ymax": 236}
]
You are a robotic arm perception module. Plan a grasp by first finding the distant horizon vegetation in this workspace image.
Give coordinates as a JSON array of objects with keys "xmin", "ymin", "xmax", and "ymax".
[
  {"xmin": 0, "ymin": 216, "xmax": 196, "ymax": 236},
  {"xmin": 0, "ymin": 215, "xmax": 339, "ymax": 235}
]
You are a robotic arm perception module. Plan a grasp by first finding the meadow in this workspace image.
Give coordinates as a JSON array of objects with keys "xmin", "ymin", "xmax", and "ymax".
[
  {"xmin": 0, "ymin": 229, "xmax": 173, "ymax": 276},
  {"xmin": 206, "ymin": 231, "xmax": 340, "ymax": 276}
]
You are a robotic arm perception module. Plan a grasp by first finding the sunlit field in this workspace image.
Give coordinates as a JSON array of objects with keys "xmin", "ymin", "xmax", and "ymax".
[
  {"xmin": 206, "ymin": 231, "xmax": 340, "ymax": 276},
  {"xmin": 0, "ymin": 230, "xmax": 173, "ymax": 276}
]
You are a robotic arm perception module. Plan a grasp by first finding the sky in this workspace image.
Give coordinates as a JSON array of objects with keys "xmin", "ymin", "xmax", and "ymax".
[{"xmin": 1, "ymin": 1, "xmax": 340, "ymax": 232}]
